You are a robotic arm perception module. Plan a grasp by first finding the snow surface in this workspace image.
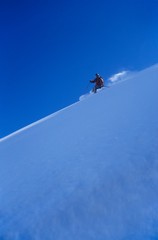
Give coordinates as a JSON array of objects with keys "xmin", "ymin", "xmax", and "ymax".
[{"xmin": 1, "ymin": 64, "xmax": 158, "ymax": 239}]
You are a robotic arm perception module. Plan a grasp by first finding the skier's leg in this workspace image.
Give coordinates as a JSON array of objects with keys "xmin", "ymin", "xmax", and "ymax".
[{"xmin": 94, "ymin": 85, "xmax": 98, "ymax": 93}]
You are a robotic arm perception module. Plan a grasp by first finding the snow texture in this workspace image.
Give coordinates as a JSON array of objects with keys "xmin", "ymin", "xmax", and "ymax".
[{"xmin": 1, "ymin": 64, "xmax": 158, "ymax": 239}]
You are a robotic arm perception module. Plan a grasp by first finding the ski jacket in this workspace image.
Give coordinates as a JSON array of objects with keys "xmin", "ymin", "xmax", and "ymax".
[{"xmin": 90, "ymin": 76, "xmax": 104, "ymax": 87}]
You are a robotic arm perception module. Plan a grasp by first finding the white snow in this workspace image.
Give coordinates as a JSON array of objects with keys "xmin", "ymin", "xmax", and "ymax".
[
  {"xmin": 1, "ymin": 64, "xmax": 158, "ymax": 239},
  {"xmin": 108, "ymin": 70, "xmax": 137, "ymax": 85}
]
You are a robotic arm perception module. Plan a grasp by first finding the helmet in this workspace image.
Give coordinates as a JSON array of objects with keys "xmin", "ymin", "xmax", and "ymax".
[{"xmin": 96, "ymin": 73, "xmax": 100, "ymax": 77}]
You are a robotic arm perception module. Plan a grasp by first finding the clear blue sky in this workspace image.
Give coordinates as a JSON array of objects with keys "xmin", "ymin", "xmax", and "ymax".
[{"xmin": 1, "ymin": 0, "xmax": 158, "ymax": 138}]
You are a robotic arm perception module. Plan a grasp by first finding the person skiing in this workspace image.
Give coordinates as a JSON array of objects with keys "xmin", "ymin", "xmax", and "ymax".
[{"xmin": 90, "ymin": 73, "xmax": 104, "ymax": 93}]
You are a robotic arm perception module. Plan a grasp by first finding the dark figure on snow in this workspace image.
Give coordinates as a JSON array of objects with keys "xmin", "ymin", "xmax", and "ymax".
[{"xmin": 90, "ymin": 73, "xmax": 104, "ymax": 93}]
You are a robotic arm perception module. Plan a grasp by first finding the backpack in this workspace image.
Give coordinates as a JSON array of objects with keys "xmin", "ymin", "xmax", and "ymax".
[{"xmin": 96, "ymin": 76, "xmax": 104, "ymax": 86}]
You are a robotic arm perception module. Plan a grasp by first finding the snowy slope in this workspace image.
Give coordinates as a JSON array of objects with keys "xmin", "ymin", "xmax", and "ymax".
[{"xmin": 1, "ymin": 64, "xmax": 158, "ymax": 240}]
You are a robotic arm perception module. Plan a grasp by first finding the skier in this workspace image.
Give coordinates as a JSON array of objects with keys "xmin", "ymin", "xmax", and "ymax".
[{"xmin": 90, "ymin": 73, "xmax": 104, "ymax": 93}]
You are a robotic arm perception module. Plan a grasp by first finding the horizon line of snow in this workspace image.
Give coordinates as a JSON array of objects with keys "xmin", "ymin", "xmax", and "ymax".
[
  {"xmin": 1, "ymin": 63, "xmax": 158, "ymax": 142},
  {"xmin": 0, "ymin": 101, "xmax": 80, "ymax": 142}
]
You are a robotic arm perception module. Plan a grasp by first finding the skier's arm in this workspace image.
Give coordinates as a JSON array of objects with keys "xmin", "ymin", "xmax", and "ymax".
[{"xmin": 90, "ymin": 79, "xmax": 96, "ymax": 83}]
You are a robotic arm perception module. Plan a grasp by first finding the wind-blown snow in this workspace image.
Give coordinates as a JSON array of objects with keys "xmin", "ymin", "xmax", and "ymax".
[
  {"xmin": 1, "ymin": 64, "xmax": 158, "ymax": 240},
  {"xmin": 108, "ymin": 70, "xmax": 137, "ymax": 85}
]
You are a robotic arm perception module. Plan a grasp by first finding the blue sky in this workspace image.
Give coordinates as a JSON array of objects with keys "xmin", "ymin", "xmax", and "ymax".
[{"xmin": 1, "ymin": 0, "xmax": 158, "ymax": 138}]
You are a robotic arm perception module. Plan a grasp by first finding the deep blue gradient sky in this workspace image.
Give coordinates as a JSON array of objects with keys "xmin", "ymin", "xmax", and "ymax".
[{"xmin": 1, "ymin": 0, "xmax": 158, "ymax": 138}]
